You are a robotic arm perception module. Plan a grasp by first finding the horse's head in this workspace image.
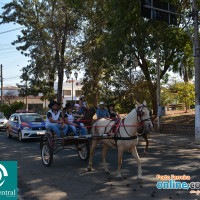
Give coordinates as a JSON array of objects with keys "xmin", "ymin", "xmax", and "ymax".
[
  {"xmin": 83, "ymin": 107, "xmax": 97, "ymax": 119},
  {"xmin": 136, "ymin": 101, "xmax": 154, "ymax": 132}
]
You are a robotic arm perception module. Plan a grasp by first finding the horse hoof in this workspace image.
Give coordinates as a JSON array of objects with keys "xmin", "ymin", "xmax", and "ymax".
[
  {"xmin": 117, "ymin": 175, "xmax": 123, "ymax": 180},
  {"xmin": 137, "ymin": 178, "xmax": 143, "ymax": 183},
  {"xmin": 87, "ymin": 167, "xmax": 92, "ymax": 172},
  {"xmin": 105, "ymin": 170, "xmax": 110, "ymax": 175}
]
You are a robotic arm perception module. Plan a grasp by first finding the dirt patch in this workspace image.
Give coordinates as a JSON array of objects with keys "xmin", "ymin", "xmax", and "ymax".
[
  {"xmin": 120, "ymin": 110, "xmax": 195, "ymax": 125},
  {"xmin": 159, "ymin": 110, "xmax": 195, "ymax": 125}
]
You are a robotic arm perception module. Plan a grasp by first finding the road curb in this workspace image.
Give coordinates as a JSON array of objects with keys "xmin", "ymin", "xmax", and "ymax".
[{"xmin": 149, "ymin": 138, "xmax": 200, "ymax": 149}]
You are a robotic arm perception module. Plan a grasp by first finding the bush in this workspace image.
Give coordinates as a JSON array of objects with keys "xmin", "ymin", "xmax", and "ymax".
[{"xmin": 0, "ymin": 101, "xmax": 24, "ymax": 119}]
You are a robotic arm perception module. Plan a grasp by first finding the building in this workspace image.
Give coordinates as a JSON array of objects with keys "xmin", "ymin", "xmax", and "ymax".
[
  {"xmin": 1, "ymin": 80, "xmax": 83, "ymax": 110},
  {"xmin": 54, "ymin": 80, "xmax": 83, "ymax": 105}
]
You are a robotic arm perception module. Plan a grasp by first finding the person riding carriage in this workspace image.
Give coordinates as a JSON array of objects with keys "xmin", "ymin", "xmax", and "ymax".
[
  {"xmin": 79, "ymin": 95, "xmax": 87, "ymax": 113},
  {"xmin": 64, "ymin": 103, "xmax": 87, "ymax": 136},
  {"xmin": 107, "ymin": 104, "xmax": 120, "ymax": 120},
  {"xmin": 96, "ymin": 102, "xmax": 110, "ymax": 119},
  {"xmin": 45, "ymin": 101, "xmax": 68, "ymax": 138}
]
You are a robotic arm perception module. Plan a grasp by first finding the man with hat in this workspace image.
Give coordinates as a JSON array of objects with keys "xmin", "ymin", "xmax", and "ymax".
[
  {"xmin": 96, "ymin": 102, "xmax": 110, "ymax": 119},
  {"xmin": 46, "ymin": 101, "xmax": 68, "ymax": 138}
]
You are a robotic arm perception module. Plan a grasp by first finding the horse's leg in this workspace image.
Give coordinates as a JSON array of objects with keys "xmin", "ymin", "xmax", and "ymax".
[
  {"xmin": 117, "ymin": 147, "xmax": 124, "ymax": 178},
  {"xmin": 130, "ymin": 146, "xmax": 142, "ymax": 182},
  {"xmin": 88, "ymin": 139, "xmax": 99, "ymax": 171},
  {"xmin": 102, "ymin": 144, "xmax": 110, "ymax": 174},
  {"xmin": 142, "ymin": 132, "xmax": 149, "ymax": 153}
]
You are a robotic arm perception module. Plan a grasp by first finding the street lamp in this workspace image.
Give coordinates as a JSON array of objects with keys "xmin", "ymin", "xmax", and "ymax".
[
  {"xmin": 74, "ymin": 71, "xmax": 78, "ymax": 80},
  {"xmin": 65, "ymin": 71, "xmax": 79, "ymax": 103}
]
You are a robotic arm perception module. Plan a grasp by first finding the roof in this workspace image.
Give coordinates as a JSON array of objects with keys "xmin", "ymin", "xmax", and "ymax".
[
  {"xmin": 16, "ymin": 110, "xmax": 36, "ymax": 113},
  {"xmin": 13, "ymin": 113, "xmax": 39, "ymax": 115},
  {"xmin": 2, "ymin": 86, "xmax": 19, "ymax": 90}
]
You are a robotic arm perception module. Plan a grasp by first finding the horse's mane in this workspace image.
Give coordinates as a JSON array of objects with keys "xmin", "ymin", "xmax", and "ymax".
[{"xmin": 125, "ymin": 107, "xmax": 137, "ymax": 120}]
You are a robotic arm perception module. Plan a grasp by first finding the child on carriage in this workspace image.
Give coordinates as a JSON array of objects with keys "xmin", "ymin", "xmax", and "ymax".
[{"xmin": 64, "ymin": 103, "xmax": 87, "ymax": 136}]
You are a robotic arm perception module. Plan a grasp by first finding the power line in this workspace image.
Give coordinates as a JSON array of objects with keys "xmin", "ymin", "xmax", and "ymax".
[
  {"xmin": 0, "ymin": 27, "xmax": 24, "ymax": 35},
  {"xmin": 4, "ymin": 76, "xmax": 20, "ymax": 80}
]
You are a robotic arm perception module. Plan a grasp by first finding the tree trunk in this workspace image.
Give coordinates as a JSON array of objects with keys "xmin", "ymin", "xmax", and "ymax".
[
  {"xmin": 184, "ymin": 72, "xmax": 188, "ymax": 83},
  {"xmin": 140, "ymin": 58, "xmax": 157, "ymax": 115},
  {"xmin": 57, "ymin": 69, "xmax": 64, "ymax": 104},
  {"xmin": 93, "ymin": 80, "xmax": 98, "ymax": 106},
  {"xmin": 57, "ymin": 15, "xmax": 68, "ymax": 106},
  {"xmin": 148, "ymin": 84, "xmax": 157, "ymax": 115}
]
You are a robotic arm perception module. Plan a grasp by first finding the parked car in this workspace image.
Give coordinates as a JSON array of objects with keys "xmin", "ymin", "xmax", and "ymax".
[
  {"xmin": 0, "ymin": 112, "xmax": 7, "ymax": 130},
  {"xmin": 6, "ymin": 112, "xmax": 46, "ymax": 141}
]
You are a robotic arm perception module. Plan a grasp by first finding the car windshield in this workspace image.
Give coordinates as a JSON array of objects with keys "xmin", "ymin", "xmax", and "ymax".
[{"xmin": 20, "ymin": 115, "xmax": 44, "ymax": 122}]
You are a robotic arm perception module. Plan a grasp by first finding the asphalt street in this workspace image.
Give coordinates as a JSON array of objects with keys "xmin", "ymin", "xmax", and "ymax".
[{"xmin": 0, "ymin": 131, "xmax": 199, "ymax": 200}]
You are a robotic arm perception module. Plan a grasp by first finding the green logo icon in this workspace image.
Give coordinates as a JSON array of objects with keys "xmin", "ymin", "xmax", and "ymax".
[{"xmin": 0, "ymin": 161, "xmax": 17, "ymax": 200}]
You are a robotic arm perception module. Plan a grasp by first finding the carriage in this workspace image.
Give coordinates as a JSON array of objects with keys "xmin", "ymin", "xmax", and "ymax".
[
  {"xmin": 38, "ymin": 101, "xmax": 152, "ymax": 184},
  {"xmin": 39, "ymin": 131, "xmax": 91, "ymax": 167}
]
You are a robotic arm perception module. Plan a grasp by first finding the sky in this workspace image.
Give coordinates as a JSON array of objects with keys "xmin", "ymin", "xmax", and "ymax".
[{"xmin": 0, "ymin": 0, "xmax": 30, "ymax": 87}]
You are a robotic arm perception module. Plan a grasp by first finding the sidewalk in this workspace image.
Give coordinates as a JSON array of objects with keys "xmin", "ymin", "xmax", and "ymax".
[{"xmin": 141, "ymin": 132, "xmax": 200, "ymax": 149}]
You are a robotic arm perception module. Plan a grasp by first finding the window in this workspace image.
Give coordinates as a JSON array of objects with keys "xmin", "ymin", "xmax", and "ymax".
[
  {"xmin": 10, "ymin": 115, "xmax": 15, "ymax": 121},
  {"xmin": 75, "ymin": 90, "xmax": 82, "ymax": 97},
  {"xmin": 20, "ymin": 114, "xmax": 44, "ymax": 122},
  {"xmin": 63, "ymin": 90, "xmax": 71, "ymax": 96}
]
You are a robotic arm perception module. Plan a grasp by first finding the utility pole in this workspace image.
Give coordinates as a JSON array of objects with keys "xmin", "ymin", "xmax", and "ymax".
[
  {"xmin": 1, "ymin": 64, "xmax": 3, "ymax": 106},
  {"xmin": 193, "ymin": 0, "xmax": 200, "ymax": 141},
  {"xmin": 156, "ymin": 47, "xmax": 161, "ymax": 132},
  {"xmin": 25, "ymin": 79, "xmax": 28, "ymax": 111}
]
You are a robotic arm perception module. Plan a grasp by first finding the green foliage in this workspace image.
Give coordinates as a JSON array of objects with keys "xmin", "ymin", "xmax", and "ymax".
[
  {"xmin": 160, "ymin": 87, "xmax": 175, "ymax": 106},
  {"xmin": 0, "ymin": 101, "xmax": 24, "ymax": 119},
  {"xmin": 1, "ymin": 0, "xmax": 82, "ymax": 103},
  {"xmin": 1, "ymin": 0, "xmax": 194, "ymax": 114},
  {"xmin": 176, "ymin": 82, "xmax": 195, "ymax": 111}
]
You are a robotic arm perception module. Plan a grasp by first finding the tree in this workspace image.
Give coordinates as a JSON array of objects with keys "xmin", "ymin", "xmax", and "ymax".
[
  {"xmin": 173, "ymin": 43, "xmax": 194, "ymax": 82},
  {"xmin": 4, "ymin": 91, "xmax": 17, "ymax": 105},
  {"xmin": 1, "ymin": 0, "xmax": 82, "ymax": 104},
  {"xmin": 177, "ymin": 82, "xmax": 195, "ymax": 112},
  {"xmin": 0, "ymin": 101, "xmax": 24, "ymax": 119},
  {"xmin": 83, "ymin": 0, "xmax": 191, "ymax": 114}
]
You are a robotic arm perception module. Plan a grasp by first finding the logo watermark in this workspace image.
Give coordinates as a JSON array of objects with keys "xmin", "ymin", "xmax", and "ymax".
[
  {"xmin": 0, "ymin": 161, "xmax": 17, "ymax": 200},
  {"xmin": 0, "ymin": 164, "xmax": 8, "ymax": 186},
  {"xmin": 156, "ymin": 174, "xmax": 200, "ymax": 196}
]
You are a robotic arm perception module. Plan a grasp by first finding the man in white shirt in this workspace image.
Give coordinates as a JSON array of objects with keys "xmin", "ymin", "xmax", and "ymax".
[{"xmin": 46, "ymin": 101, "xmax": 68, "ymax": 138}]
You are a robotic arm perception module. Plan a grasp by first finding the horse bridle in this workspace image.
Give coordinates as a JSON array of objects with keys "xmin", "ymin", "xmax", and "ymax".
[
  {"xmin": 121, "ymin": 105, "xmax": 152, "ymax": 138},
  {"xmin": 136, "ymin": 105, "xmax": 152, "ymax": 124}
]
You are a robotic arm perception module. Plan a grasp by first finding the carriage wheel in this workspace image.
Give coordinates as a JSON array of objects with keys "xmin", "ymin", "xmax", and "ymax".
[
  {"xmin": 77, "ymin": 143, "xmax": 90, "ymax": 161},
  {"xmin": 41, "ymin": 142, "xmax": 53, "ymax": 167}
]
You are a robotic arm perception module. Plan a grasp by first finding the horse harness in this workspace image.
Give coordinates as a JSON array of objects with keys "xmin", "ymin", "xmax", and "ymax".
[{"xmin": 101, "ymin": 104, "xmax": 151, "ymax": 148}]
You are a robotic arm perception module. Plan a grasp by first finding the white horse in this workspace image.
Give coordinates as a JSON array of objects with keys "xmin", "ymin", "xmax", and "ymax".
[{"xmin": 88, "ymin": 101, "xmax": 153, "ymax": 182}]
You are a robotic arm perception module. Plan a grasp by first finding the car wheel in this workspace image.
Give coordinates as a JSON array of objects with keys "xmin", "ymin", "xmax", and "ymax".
[
  {"xmin": 6, "ymin": 128, "xmax": 12, "ymax": 138},
  {"xmin": 18, "ymin": 131, "xmax": 23, "ymax": 142}
]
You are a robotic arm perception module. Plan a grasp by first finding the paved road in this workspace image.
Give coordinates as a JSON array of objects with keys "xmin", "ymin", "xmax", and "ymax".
[{"xmin": 0, "ymin": 131, "xmax": 200, "ymax": 200}]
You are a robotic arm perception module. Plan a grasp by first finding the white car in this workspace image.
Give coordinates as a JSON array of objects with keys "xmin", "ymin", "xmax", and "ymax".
[
  {"xmin": 0, "ymin": 113, "xmax": 7, "ymax": 130},
  {"xmin": 6, "ymin": 112, "xmax": 46, "ymax": 141}
]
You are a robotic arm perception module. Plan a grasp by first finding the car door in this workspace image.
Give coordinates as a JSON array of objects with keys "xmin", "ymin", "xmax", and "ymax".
[
  {"xmin": 12, "ymin": 115, "xmax": 20, "ymax": 135},
  {"xmin": 7, "ymin": 115, "xmax": 15, "ymax": 135}
]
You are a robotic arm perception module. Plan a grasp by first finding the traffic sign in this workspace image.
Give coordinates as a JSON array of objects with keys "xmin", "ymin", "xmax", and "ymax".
[{"xmin": 141, "ymin": 0, "xmax": 177, "ymax": 25}]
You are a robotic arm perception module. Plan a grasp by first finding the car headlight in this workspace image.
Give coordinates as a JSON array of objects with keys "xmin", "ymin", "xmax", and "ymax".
[{"xmin": 23, "ymin": 127, "xmax": 32, "ymax": 130}]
